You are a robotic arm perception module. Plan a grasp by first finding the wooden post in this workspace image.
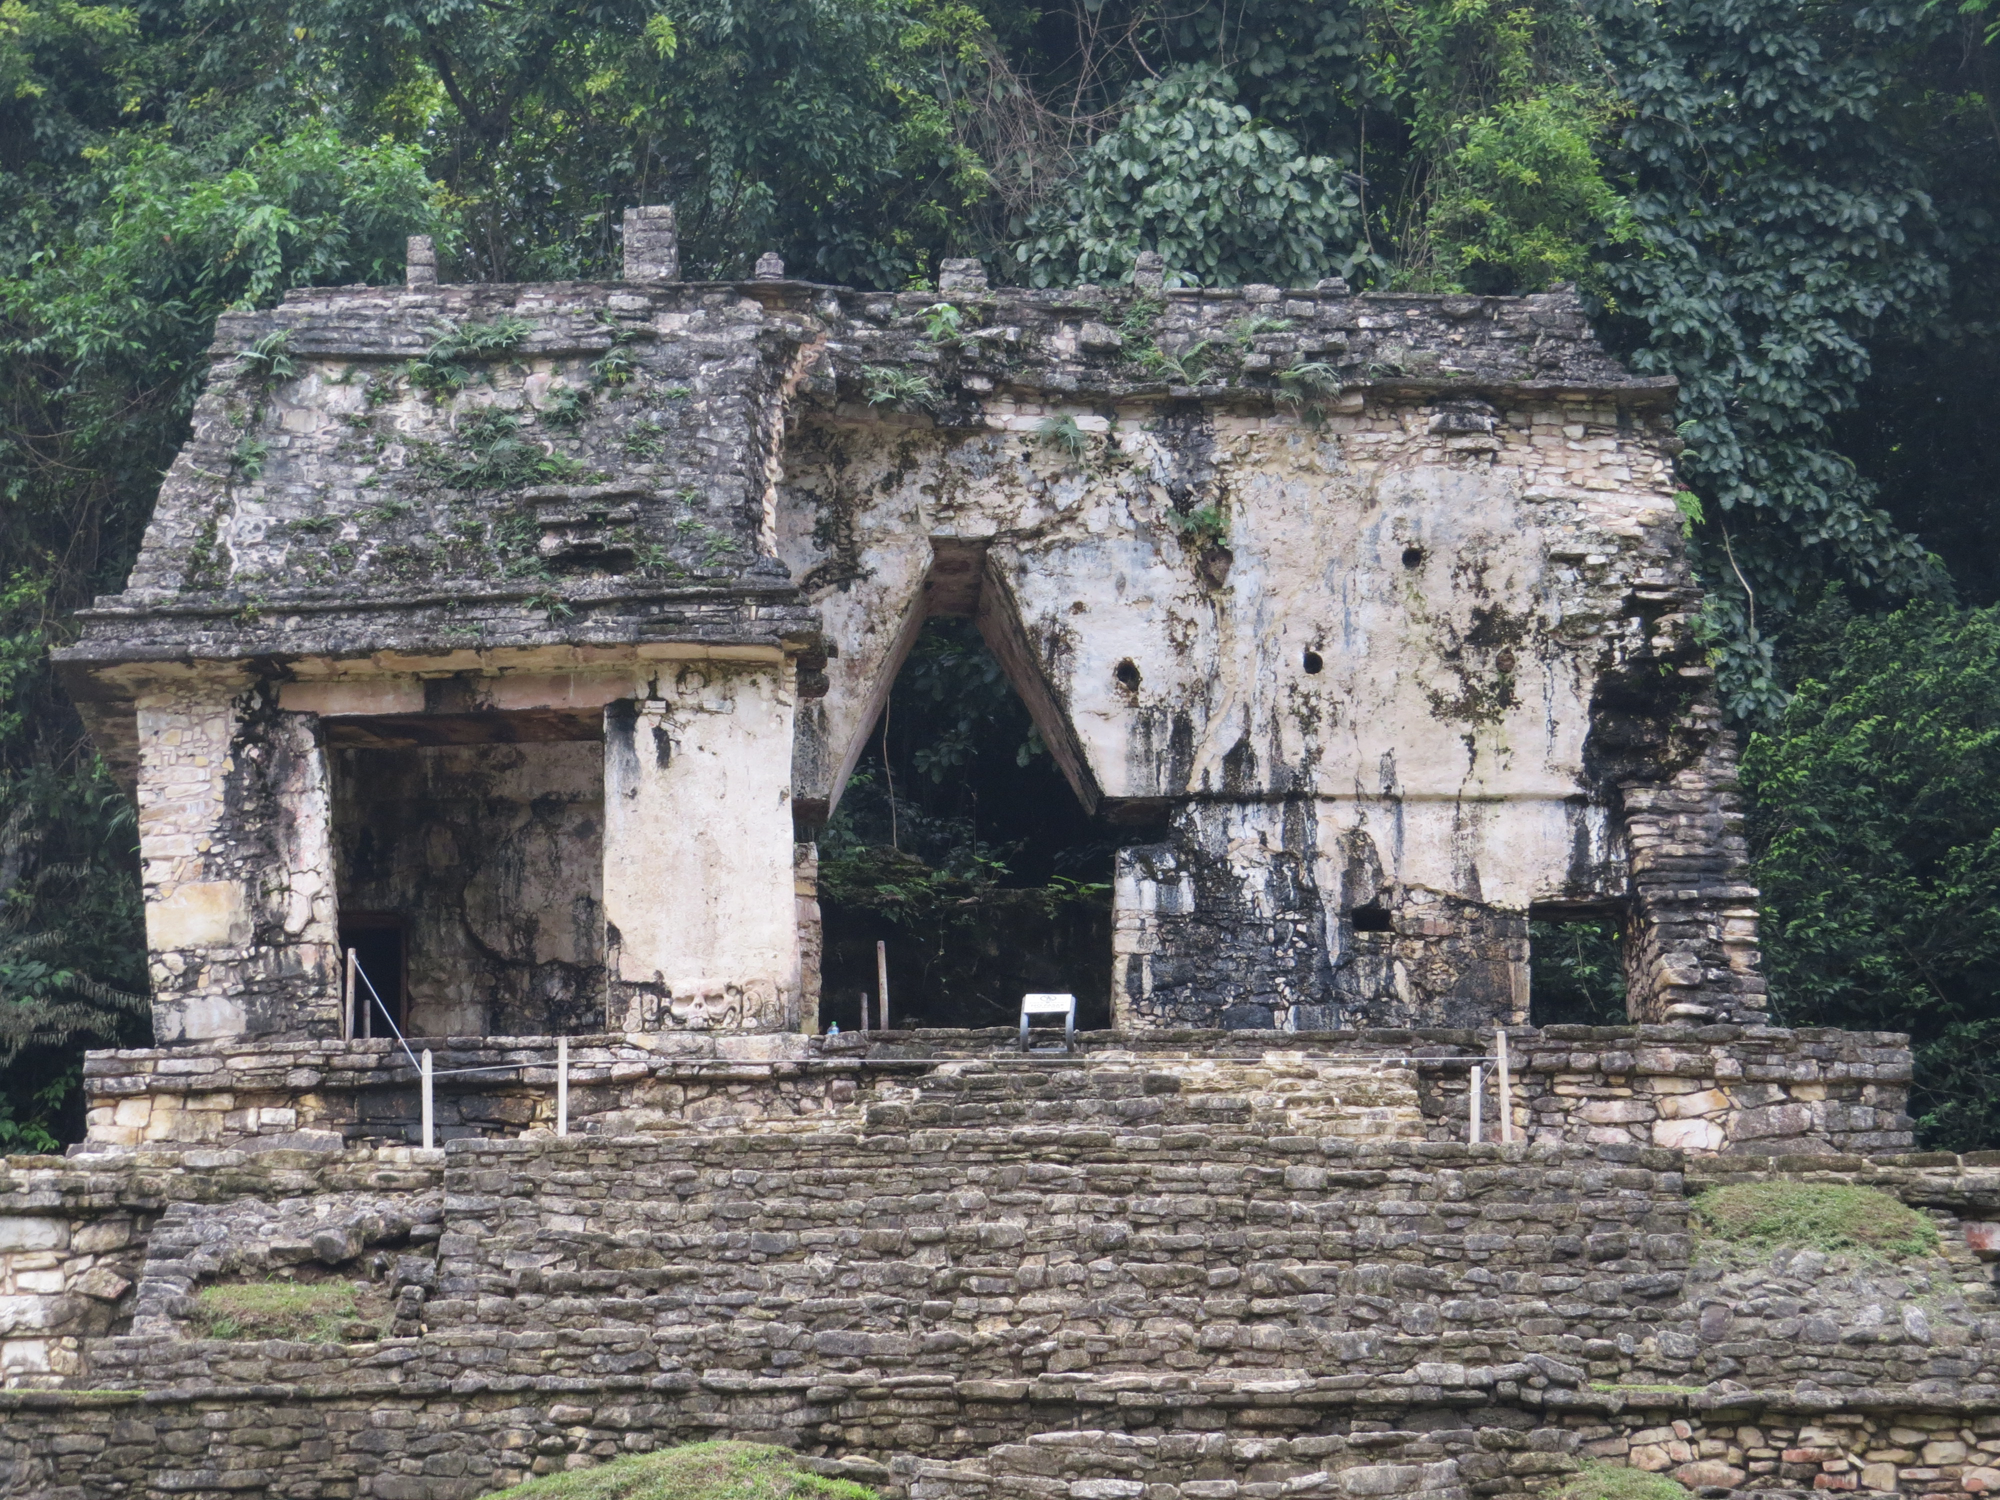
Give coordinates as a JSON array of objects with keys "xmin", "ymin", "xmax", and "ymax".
[
  {"xmin": 421, "ymin": 1049, "xmax": 434, "ymax": 1151},
  {"xmin": 1469, "ymin": 1063, "xmax": 1483, "ymax": 1144},
  {"xmin": 1496, "ymin": 1029, "xmax": 1514, "ymax": 1144},
  {"xmin": 343, "ymin": 948, "xmax": 357, "ymax": 1042},
  {"xmin": 860, "ymin": 990, "xmax": 870, "ymax": 1032},
  {"xmin": 876, "ymin": 941, "xmax": 890, "ymax": 1030},
  {"xmin": 557, "ymin": 1036, "xmax": 569, "ymax": 1138}
]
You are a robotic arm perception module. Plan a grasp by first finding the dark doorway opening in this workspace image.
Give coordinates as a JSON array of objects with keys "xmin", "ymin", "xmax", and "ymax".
[
  {"xmin": 327, "ymin": 724, "xmax": 605, "ymax": 1039},
  {"xmin": 1528, "ymin": 904, "xmax": 1628, "ymax": 1026},
  {"xmin": 819, "ymin": 617, "xmax": 1114, "ymax": 1031},
  {"xmin": 339, "ymin": 914, "xmax": 407, "ymax": 1037}
]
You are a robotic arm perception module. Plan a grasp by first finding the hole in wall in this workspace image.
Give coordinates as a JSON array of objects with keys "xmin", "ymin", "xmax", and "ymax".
[
  {"xmin": 1302, "ymin": 649, "xmax": 1324, "ymax": 674},
  {"xmin": 1528, "ymin": 905, "xmax": 1628, "ymax": 1025},
  {"xmin": 1114, "ymin": 659, "xmax": 1142, "ymax": 690},
  {"xmin": 1350, "ymin": 903, "xmax": 1394, "ymax": 933},
  {"xmin": 1402, "ymin": 546, "xmax": 1426, "ymax": 569},
  {"xmin": 819, "ymin": 617, "xmax": 1114, "ymax": 1032}
]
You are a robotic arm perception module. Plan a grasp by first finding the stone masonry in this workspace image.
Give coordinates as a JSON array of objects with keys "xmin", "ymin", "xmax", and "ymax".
[
  {"xmin": 56, "ymin": 217, "xmax": 1760, "ymax": 1045},
  {"xmin": 12, "ymin": 217, "xmax": 1958, "ymax": 1500}
]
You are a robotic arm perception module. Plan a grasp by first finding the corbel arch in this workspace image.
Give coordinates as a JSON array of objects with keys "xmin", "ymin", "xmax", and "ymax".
[{"xmin": 798, "ymin": 536, "xmax": 1100, "ymax": 826}]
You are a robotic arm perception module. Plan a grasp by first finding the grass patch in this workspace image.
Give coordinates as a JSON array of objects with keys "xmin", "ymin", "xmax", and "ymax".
[
  {"xmin": 192, "ymin": 1280, "xmax": 378, "ymax": 1342},
  {"xmin": 487, "ymin": 1441, "xmax": 878, "ymax": 1500},
  {"xmin": 1690, "ymin": 1182, "xmax": 1938, "ymax": 1259},
  {"xmin": 1553, "ymin": 1461, "xmax": 1691, "ymax": 1500}
]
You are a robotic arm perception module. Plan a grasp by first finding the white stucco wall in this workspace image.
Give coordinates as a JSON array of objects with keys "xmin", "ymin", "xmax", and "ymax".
[{"xmin": 602, "ymin": 662, "xmax": 802, "ymax": 1032}]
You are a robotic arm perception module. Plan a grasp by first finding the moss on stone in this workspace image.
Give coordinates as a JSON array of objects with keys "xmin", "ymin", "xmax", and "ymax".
[
  {"xmin": 487, "ymin": 1441, "xmax": 878, "ymax": 1500},
  {"xmin": 1691, "ymin": 1181, "xmax": 1938, "ymax": 1259},
  {"xmin": 192, "ymin": 1279, "xmax": 377, "ymax": 1342},
  {"xmin": 1553, "ymin": 1460, "xmax": 1692, "ymax": 1500}
]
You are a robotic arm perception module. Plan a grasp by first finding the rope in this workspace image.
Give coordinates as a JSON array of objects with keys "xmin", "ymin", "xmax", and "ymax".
[{"xmin": 352, "ymin": 959, "xmax": 425, "ymax": 1078}]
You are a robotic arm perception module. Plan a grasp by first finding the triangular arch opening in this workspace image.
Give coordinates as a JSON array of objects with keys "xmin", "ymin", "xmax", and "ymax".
[{"xmin": 814, "ymin": 541, "xmax": 1113, "ymax": 1031}]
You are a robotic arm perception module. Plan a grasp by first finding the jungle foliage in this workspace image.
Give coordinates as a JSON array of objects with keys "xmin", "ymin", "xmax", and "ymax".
[{"xmin": 2, "ymin": 0, "xmax": 1998, "ymax": 1140}]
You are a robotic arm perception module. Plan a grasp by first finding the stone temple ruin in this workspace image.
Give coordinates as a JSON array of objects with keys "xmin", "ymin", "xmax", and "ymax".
[
  {"xmin": 1, "ymin": 211, "xmax": 1992, "ymax": 1500},
  {"xmin": 58, "ymin": 207, "xmax": 1760, "ymax": 1046}
]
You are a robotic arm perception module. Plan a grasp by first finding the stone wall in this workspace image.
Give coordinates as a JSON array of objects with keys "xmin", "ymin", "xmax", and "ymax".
[
  {"xmin": 907, "ymin": 1407, "xmax": 2000, "ymax": 1500},
  {"xmin": 8, "ymin": 1128, "xmax": 2000, "ymax": 1494},
  {"xmin": 1437, "ymin": 1025, "xmax": 1915, "ymax": 1156},
  {"xmin": 0, "ymin": 1147, "xmax": 438, "ymax": 1386},
  {"xmin": 11, "ymin": 1377, "xmax": 2000, "ymax": 1499},
  {"xmin": 76, "ymin": 1024, "xmax": 1914, "ymax": 1158},
  {"xmin": 426, "ymin": 1134, "xmax": 1691, "ymax": 1387}
]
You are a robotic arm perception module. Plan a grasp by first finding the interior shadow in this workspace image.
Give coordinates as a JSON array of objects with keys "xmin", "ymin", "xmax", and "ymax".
[
  {"xmin": 818, "ymin": 617, "xmax": 1114, "ymax": 1031},
  {"xmin": 1528, "ymin": 905, "xmax": 1629, "ymax": 1026}
]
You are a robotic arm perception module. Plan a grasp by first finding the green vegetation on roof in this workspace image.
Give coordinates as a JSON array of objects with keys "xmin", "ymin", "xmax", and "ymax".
[
  {"xmin": 487, "ymin": 1442, "xmax": 879, "ymax": 1500},
  {"xmin": 1690, "ymin": 1182, "xmax": 1939, "ymax": 1259}
]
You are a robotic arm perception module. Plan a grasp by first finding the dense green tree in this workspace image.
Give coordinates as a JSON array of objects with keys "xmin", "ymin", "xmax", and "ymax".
[
  {"xmin": 1743, "ymin": 601, "xmax": 2000, "ymax": 1149},
  {"xmin": 1592, "ymin": 0, "xmax": 1995, "ymax": 717}
]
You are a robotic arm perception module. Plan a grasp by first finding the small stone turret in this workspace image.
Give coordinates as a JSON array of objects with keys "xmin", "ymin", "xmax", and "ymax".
[{"xmin": 621, "ymin": 203, "xmax": 680, "ymax": 281}]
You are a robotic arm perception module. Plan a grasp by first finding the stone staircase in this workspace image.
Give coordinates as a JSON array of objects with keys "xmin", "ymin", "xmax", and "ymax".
[
  {"xmin": 859, "ymin": 1054, "xmax": 1424, "ymax": 1141},
  {"xmin": 904, "ymin": 1429, "xmax": 1472, "ymax": 1500},
  {"xmin": 628, "ymin": 1051, "xmax": 1427, "ymax": 1143}
]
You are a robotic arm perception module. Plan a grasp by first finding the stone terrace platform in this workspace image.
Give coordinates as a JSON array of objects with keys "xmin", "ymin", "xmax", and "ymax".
[{"xmin": 80, "ymin": 1023, "xmax": 1915, "ymax": 1158}]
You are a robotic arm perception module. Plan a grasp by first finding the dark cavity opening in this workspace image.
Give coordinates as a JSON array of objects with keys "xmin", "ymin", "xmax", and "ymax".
[
  {"xmin": 1114, "ymin": 658, "xmax": 1142, "ymax": 689},
  {"xmin": 1302, "ymin": 649, "xmax": 1324, "ymax": 674},
  {"xmin": 1350, "ymin": 903, "xmax": 1394, "ymax": 933},
  {"xmin": 339, "ymin": 915, "xmax": 406, "ymax": 1037},
  {"xmin": 820, "ymin": 617, "xmax": 1114, "ymax": 1032},
  {"xmin": 1528, "ymin": 906, "xmax": 1628, "ymax": 1025},
  {"xmin": 331, "ymin": 731, "xmax": 606, "ymax": 1039},
  {"xmin": 1401, "ymin": 546, "xmax": 1426, "ymax": 569}
]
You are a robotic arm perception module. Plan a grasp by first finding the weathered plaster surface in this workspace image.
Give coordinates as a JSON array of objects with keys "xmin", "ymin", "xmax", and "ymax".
[
  {"xmin": 136, "ymin": 677, "xmax": 340, "ymax": 1040},
  {"xmin": 603, "ymin": 663, "xmax": 801, "ymax": 1032},
  {"xmin": 60, "ymin": 240, "xmax": 1759, "ymax": 1040},
  {"xmin": 778, "ymin": 387, "xmax": 1711, "ymax": 1029},
  {"xmin": 332, "ymin": 739, "xmax": 605, "ymax": 1036}
]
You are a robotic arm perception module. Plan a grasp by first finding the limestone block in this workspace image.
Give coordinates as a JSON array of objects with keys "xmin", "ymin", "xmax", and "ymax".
[
  {"xmin": 72, "ymin": 1267, "xmax": 132, "ymax": 1302},
  {"xmin": 1652, "ymin": 1117, "xmax": 1724, "ymax": 1151},
  {"xmin": 1732, "ymin": 1102, "xmax": 1817, "ymax": 1139},
  {"xmin": 1673, "ymin": 1461, "xmax": 1746, "ymax": 1489},
  {"xmin": 0, "ymin": 1293, "xmax": 53, "ymax": 1333},
  {"xmin": 0, "ymin": 1217, "xmax": 68, "ymax": 1253},
  {"xmin": 0, "ymin": 1335, "xmax": 50, "ymax": 1376},
  {"xmin": 146, "ymin": 879, "xmax": 250, "ymax": 949},
  {"xmin": 1576, "ymin": 1098, "xmax": 1654, "ymax": 1125},
  {"xmin": 71, "ymin": 1221, "xmax": 133, "ymax": 1255},
  {"xmin": 1655, "ymin": 1088, "xmax": 1730, "ymax": 1119}
]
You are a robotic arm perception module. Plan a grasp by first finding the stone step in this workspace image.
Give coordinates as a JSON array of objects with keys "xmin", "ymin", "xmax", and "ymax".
[
  {"xmin": 595, "ymin": 1052, "xmax": 1428, "ymax": 1142},
  {"xmin": 868, "ymin": 1056, "xmax": 1425, "ymax": 1140},
  {"xmin": 907, "ymin": 1430, "xmax": 1473, "ymax": 1500}
]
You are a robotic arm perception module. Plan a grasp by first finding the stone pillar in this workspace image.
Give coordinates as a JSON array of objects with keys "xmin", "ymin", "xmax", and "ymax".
[
  {"xmin": 601, "ymin": 663, "xmax": 800, "ymax": 1032},
  {"xmin": 795, "ymin": 842, "xmax": 822, "ymax": 1035},
  {"xmin": 621, "ymin": 204, "xmax": 680, "ymax": 282},
  {"xmin": 1110, "ymin": 845, "xmax": 1176, "ymax": 1029},
  {"xmin": 405, "ymin": 235, "xmax": 437, "ymax": 287},
  {"xmin": 1622, "ymin": 735, "xmax": 1767, "ymax": 1025},
  {"xmin": 135, "ymin": 679, "xmax": 341, "ymax": 1042}
]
